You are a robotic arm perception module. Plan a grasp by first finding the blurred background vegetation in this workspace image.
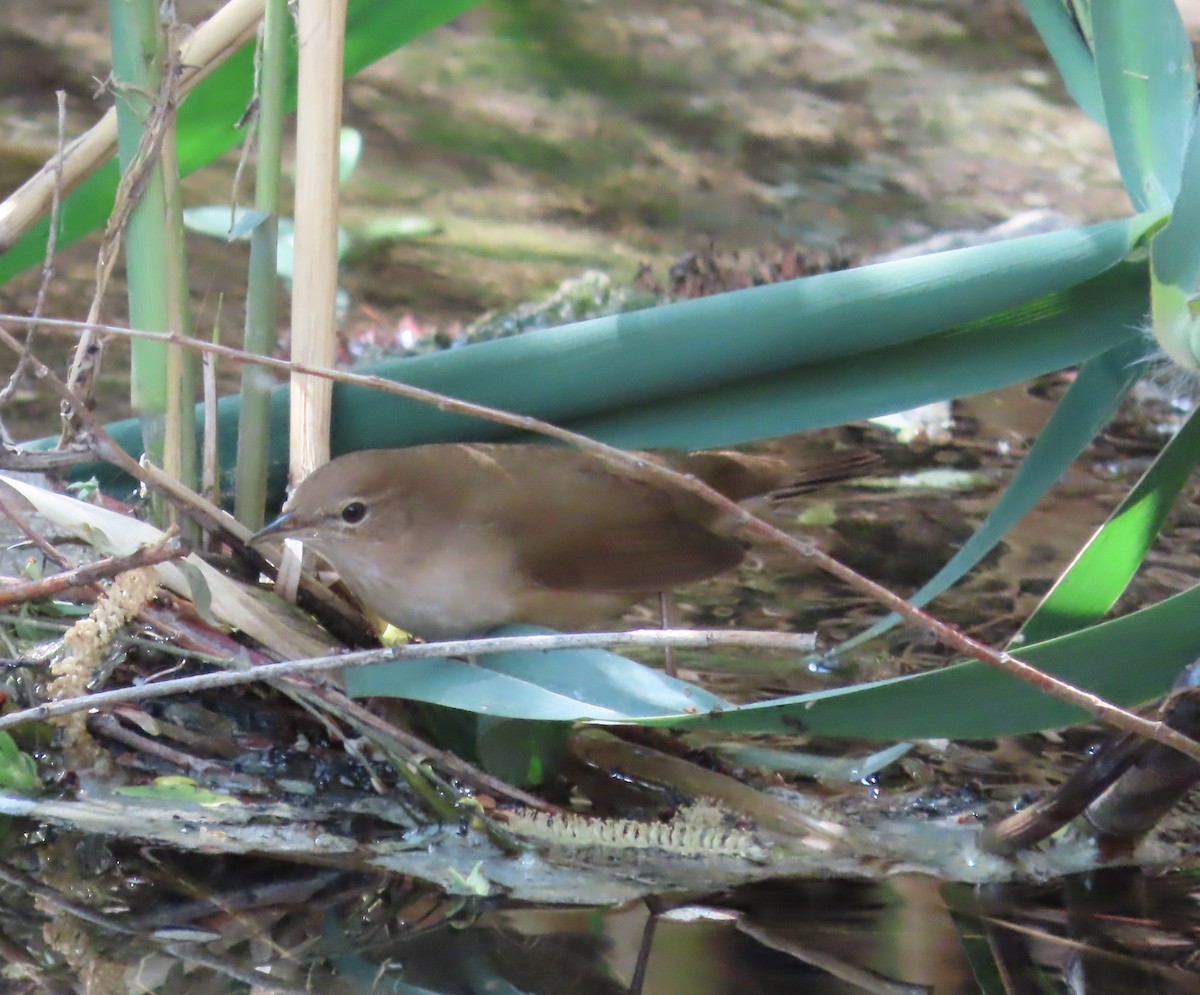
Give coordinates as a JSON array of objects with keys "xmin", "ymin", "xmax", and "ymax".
[{"xmin": 0, "ymin": 0, "xmax": 1133, "ymax": 437}]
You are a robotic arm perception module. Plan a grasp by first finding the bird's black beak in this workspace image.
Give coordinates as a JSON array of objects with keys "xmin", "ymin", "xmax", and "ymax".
[{"xmin": 249, "ymin": 510, "xmax": 298, "ymax": 545}]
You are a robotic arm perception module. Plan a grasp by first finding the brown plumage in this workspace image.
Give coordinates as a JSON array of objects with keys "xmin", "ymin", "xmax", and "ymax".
[{"xmin": 253, "ymin": 443, "xmax": 873, "ymax": 639}]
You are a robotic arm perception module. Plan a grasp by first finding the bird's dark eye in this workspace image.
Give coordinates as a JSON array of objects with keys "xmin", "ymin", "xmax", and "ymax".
[{"xmin": 340, "ymin": 500, "xmax": 367, "ymax": 524}]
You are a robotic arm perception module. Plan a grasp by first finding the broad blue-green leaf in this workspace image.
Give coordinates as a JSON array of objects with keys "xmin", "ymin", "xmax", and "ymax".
[
  {"xmin": 347, "ymin": 579, "xmax": 1200, "ymax": 737},
  {"xmin": 570, "ymin": 260, "xmax": 1146, "ymax": 449},
  {"xmin": 345, "ymin": 626, "xmax": 729, "ymax": 720},
  {"xmin": 1151, "ymin": 106, "xmax": 1200, "ymax": 370},
  {"xmin": 1093, "ymin": 0, "xmax": 1195, "ymax": 211},
  {"xmin": 350, "ymin": 659, "xmax": 630, "ymax": 720},
  {"xmin": 1152, "ymin": 107, "xmax": 1200, "ymax": 290},
  {"xmin": 55, "ymin": 219, "xmax": 1145, "ymax": 495}
]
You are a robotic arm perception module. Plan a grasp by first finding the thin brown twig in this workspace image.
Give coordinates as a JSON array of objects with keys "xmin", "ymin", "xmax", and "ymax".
[
  {"xmin": 1, "ymin": 319, "xmax": 1196, "ymax": 761},
  {"xmin": 60, "ymin": 33, "xmax": 184, "ymax": 441},
  {"xmin": 0, "ymin": 930, "xmax": 67, "ymax": 995},
  {"xmin": 158, "ymin": 943, "xmax": 312, "ymax": 995},
  {"xmin": 0, "ymin": 625, "xmax": 583, "ymax": 812},
  {"xmin": 0, "ymin": 479, "xmax": 73, "ymax": 570},
  {"xmin": 126, "ymin": 452, "xmax": 364, "ymax": 635},
  {"xmin": 2, "ymin": 860, "xmax": 307, "ymax": 995},
  {"xmin": 0, "ymin": 334, "xmax": 360, "ymax": 631},
  {"xmin": 120, "ymin": 868, "xmax": 345, "ymax": 933},
  {"xmin": 736, "ymin": 917, "xmax": 928, "ymax": 995},
  {"xmin": 201, "ymin": 301, "xmax": 222, "ymax": 510},
  {"xmin": 88, "ymin": 712, "xmax": 221, "ymax": 776},
  {"xmin": 0, "ymin": 330, "xmax": 341, "ymax": 623},
  {"xmin": 0, "ymin": 859, "xmax": 140, "ymax": 936},
  {"xmin": 0, "ymin": 339, "xmax": 356, "ymax": 649},
  {"xmin": 144, "ymin": 593, "xmax": 554, "ymax": 810},
  {"xmin": 0, "ymin": 91, "xmax": 68, "ymax": 438},
  {"xmin": 304, "ymin": 684, "xmax": 554, "ymax": 811},
  {"xmin": 2, "ymin": 327, "xmax": 238, "ymax": 538},
  {"xmin": 0, "ymin": 443, "xmax": 99, "ymax": 471},
  {"xmin": 0, "ymin": 534, "xmax": 188, "ymax": 607},
  {"xmin": 34, "ymin": 90, "xmax": 69, "ymax": 325},
  {"xmin": 0, "ymin": 0, "xmax": 263, "ymax": 253},
  {"xmin": 0, "ymin": 628, "xmax": 814, "ymax": 727},
  {"xmin": 130, "ymin": 602, "xmax": 531, "ymax": 807}
]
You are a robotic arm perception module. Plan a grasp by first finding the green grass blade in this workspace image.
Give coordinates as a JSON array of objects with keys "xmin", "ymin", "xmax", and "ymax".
[
  {"xmin": 234, "ymin": 0, "xmax": 289, "ymax": 530},
  {"xmin": 1021, "ymin": 0, "xmax": 1104, "ymax": 123},
  {"xmin": 1016, "ymin": 402, "xmax": 1200, "ymax": 645},
  {"xmin": 628, "ymin": 582, "xmax": 1200, "ymax": 739},
  {"xmin": 109, "ymin": 0, "xmax": 173, "ymax": 442},
  {"xmin": 1092, "ymin": 0, "xmax": 1196, "ymax": 211},
  {"xmin": 840, "ymin": 336, "xmax": 1147, "ymax": 651}
]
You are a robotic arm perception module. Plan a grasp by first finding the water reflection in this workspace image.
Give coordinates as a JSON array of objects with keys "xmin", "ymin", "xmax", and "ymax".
[
  {"xmin": 946, "ymin": 870, "xmax": 1200, "ymax": 994},
  {"xmin": 322, "ymin": 870, "xmax": 1200, "ymax": 994},
  {"xmin": 329, "ymin": 875, "xmax": 971, "ymax": 994}
]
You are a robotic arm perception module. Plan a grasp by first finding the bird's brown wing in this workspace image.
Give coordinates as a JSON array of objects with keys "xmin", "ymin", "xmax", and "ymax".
[
  {"xmin": 656, "ymin": 448, "xmax": 878, "ymax": 501},
  {"xmin": 652, "ymin": 450, "xmax": 791, "ymax": 502},
  {"xmin": 764, "ymin": 448, "xmax": 879, "ymax": 499},
  {"xmin": 489, "ymin": 461, "xmax": 745, "ymax": 592},
  {"xmin": 521, "ymin": 516, "xmax": 745, "ymax": 592},
  {"xmin": 471, "ymin": 443, "xmax": 871, "ymax": 593}
]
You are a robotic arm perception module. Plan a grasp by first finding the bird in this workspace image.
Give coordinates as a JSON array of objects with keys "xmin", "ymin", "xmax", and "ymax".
[{"xmin": 251, "ymin": 442, "xmax": 874, "ymax": 641}]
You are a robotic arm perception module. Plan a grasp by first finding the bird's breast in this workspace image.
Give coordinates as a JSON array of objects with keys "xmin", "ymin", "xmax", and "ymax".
[{"xmin": 327, "ymin": 529, "xmax": 523, "ymax": 640}]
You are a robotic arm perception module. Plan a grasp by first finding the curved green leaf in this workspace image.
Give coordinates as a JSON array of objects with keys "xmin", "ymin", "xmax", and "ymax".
[
  {"xmin": 51, "ymin": 220, "xmax": 1144, "ymax": 494},
  {"xmin": 1152, "ymin": 107, "xmax": 1200, "ymax": 289},
  {"xmin": 1093, "ymin": 0, "xmax": 1195, "ymax": 211},
  {"xmin": 349, "ymin": 658, "xmax": 631, "ymax": 721},
  {"xmin": 631, "ymin": 581, "xmax": 1200, "ymax": 739},
  {"xmin": 343, "ymin": 583, "xmax": 1200, "ymax": 739},
  {"xmin": 570, "ymin": 260, "xmax": 1147, "ymax": 449},
  {"xmin": 1021, "ymin": 0, "xmax": 1104, "ymax": 124},
  {"xmin": 1017, "ymin": 403, "xmax": 1200, "ymax": 645},
  {"xmin": 1150, "ymin": 107, "xmax": 1200, "ymax": 370},
  {"xmin": 839, "ymin": 336, "xmax": 1147, "ymax": 651},
  {"xmin": 344, "ymin": 626, "xmax": 729, "ymax": 720}
]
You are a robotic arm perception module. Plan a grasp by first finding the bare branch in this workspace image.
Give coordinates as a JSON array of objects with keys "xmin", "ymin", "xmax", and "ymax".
[
  {"xmin": 0, "ymin": 534, "xmax": 188, "ymax": 607},
  {"xmin": 0, "ymin": 627, "xmax": 816, "ymax": 731},
  {"xmin": 0, "ymin": 442, "xmax": 98, "ymax": 471}
]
